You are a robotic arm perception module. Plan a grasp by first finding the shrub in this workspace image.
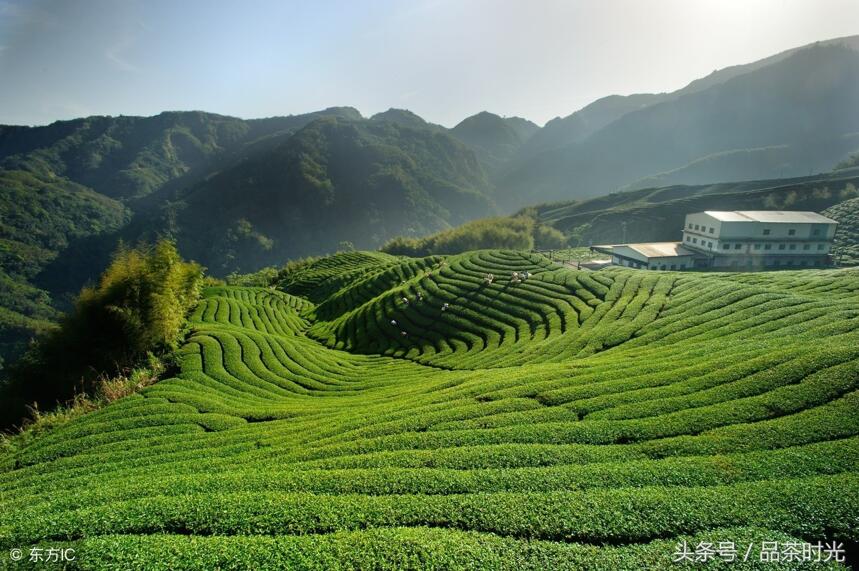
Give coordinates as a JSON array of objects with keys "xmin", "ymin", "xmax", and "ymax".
[
  {"xmin": 381, "ymin": 216, "xmax": 541, "ymax": 256},
  {"xmin": 0, "ymin": 240, "xmax": 203, "ymax": 429}
]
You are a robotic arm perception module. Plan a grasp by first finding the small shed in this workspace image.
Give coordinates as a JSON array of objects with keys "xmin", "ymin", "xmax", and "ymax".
[{"xmin": 595, "ymin": 242, "xmax": 698, "ymax": 270}]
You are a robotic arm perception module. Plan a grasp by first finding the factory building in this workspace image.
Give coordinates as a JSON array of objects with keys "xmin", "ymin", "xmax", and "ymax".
[{"xmin": 593, "ymin": 211, "xmax": 838, "ymax": 270}]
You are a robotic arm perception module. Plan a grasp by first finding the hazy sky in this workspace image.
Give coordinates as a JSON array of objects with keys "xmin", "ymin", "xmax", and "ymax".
[{"xmin": 1, "ymin": 0, "xmax": 857, "ymax": 127}]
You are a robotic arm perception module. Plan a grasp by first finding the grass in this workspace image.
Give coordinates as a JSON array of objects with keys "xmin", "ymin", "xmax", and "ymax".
[{"xmin": 0, "ymin": 250, "xmax": 857, "ymax": 570}]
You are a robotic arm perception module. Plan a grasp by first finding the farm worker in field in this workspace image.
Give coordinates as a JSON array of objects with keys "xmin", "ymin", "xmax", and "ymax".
[
  {"xmin": 401, "ymin": 331, "xmax": 408, "ymax": 337},
  {"xmin": 484, "ymin": 273, "xmax": 494, "ymax": 284},
  {"xmin": 390, "ymin": 319, "xmax": 398, "ymax": 326},
  {"xmin": 402, "ymin": 297, "xmax": 409, "ymax": 305},
  {"xmin": 522, "ymin": 271, "xmax": 530, "ymax": 280},
  {"xmin": 417, "ymin": 293, "xmax": 423, "ymax": 301},
  {"xmin": 442, "ymin": 302, "xmax": 449, "ymax": 311}
]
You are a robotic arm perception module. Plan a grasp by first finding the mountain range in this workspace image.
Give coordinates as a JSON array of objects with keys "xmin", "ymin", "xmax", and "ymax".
[
  {"xmin": 2, "ymin": 34, "xmax": 859, "ymax": 369},
  {"xmin": 496, "ymin": 38, "xmax": 859, "ymax": 208}
]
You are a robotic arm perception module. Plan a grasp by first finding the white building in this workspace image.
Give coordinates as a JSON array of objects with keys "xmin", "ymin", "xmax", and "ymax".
[
  {"xmin": 682, "ymin": 211, "xmax": 837, "ymax": 269},
  {"xmin": 594, "ymin": 210, "xmax": 838, "ymax": 271}
]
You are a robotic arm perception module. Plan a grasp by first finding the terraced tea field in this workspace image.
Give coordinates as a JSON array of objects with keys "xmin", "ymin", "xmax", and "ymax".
[{"xmin": 1, "ymin": 250, "xmax": 858, "ymax": 569}]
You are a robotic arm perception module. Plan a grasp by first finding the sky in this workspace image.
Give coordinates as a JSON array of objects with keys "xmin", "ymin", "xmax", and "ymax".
[{"xmin": 1, "ymin": 0, "xmax": 858, "ymax": 127}]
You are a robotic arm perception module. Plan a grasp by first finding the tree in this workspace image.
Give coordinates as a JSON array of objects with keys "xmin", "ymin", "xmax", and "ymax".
[{"xmin": 0, "ymin": 240, "xmax": 203, "ymax": 429}]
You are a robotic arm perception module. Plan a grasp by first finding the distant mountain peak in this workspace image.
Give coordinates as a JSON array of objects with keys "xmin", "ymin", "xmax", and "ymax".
[
  {"xmin": 451, "ymin": 112, "xmax": 539, "ymax": 172},
  {"xmin": 370, "ymin": 108, "xmax": 428, "ymax": 127}
]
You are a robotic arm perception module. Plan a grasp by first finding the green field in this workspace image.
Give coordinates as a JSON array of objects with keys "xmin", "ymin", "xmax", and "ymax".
[{"xmin": 1, "ymin": 250, "xmax": 858, "ymax": 569}]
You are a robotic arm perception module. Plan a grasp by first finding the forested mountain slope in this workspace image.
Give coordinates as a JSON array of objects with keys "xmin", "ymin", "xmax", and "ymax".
[
  {"xmin": 0, "ymin": 109, "xmax": 492, "ymax": 367},
  {"xmin": 498, "ymin": 41, "xmax": 859, "ymax": 209},
  {"xmin": 164, "ymin": 116, "xmax": 495, "ymax": 272}
]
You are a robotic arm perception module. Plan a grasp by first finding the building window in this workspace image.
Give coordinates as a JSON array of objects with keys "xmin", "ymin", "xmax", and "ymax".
[
  {"xmin": 763, "ymin": 228, "xmax": 771, "ymax": 235},
  {"xmin": 812, "ymin": 227, "xmax": 821, "ymax": 236},
  {"xmin": 734, "ymin": 244, "xmax": 742, "ymax": 250},
  {"xmin": 778, "ymin": 244, "xmax": 786, "ymax": 250},
  {"xmin": 803, "ymin": 244, "xmax": 810, "ymax": 251},
  {"xmin": 723, "ymin": 243, "xmax": 730, "ymax": 250},
  {"xmin": 694, "ymin": 224, "xmax": 700, "ymax": 230},
  {"xmin": 708, "ymin": 227, "xmax": 714, "ymax": 234},
  {"xmin": 754, "ymin": 244, "xmax": 761, "ymax": 250},
  {"xmin": 789, "ymin": 244, "xmax": 796, "ymax": 250},
  {"xmin": 670, "ymin": 264, "xmax": 676, "ymax": 270},
  {"xmin": 788, "ymin": 229, "xmax": 796, "ymax": 236},
  {"xmin": 679, "ymin": 264, "xmax": 686, "ymax": 269},
  {"xmin": 818, "ymin": 244, "xmax": 825, "ymax": 251},
  {"xmin": 688, "ymin": 223, "xmax": 693, "ymax": 229},
  {"xmin": 708, "ymin": 241, "xmax": 713, "ymax": 248},
  {"xmin": 764, "ymin": 244, "xmax": 772, "ymax": 250}
]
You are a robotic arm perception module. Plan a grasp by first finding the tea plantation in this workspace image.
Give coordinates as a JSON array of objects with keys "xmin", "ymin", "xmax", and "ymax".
[{"xmin": 1, "ymin": 250, "xmax": 858, "ymax": 570}]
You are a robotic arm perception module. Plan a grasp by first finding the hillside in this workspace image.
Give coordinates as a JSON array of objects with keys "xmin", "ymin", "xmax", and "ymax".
[
  {"xmin": 0, "ymin": 108, "xmax": 368, "ymax": 365},
  {"xmin": 165, "ymin": 116, "xmax": 495, "ymax": 272},
  {"xmin": 0, "ymin": 108, "xmax": 495, "ymax": 367},
  {"xmin": 1, "ymin": 250, "xmax": 857, "ymax": 568},
  {"xmin": 4, "ymin": 35, "xmax": 859, "ymax": 374},
  {"xmin": 824, "ymin": 196, "xmax": 859, "ymax": 265},
  {"xmin": 530, "ymin": 171, "xmax": 859, "ymax": 246},
  {"xmin": 621, "ymin": 144, "xmax": 844, "ymax": 191},
  {"xmin": 498, "ymin": 41, "xmax": 859, "ymax": 209},
  {"xmin": 0, "ymin": 109, "xmax": 368, "ymax": 201},
  {"xmin": 0, "ymin": 170, "xmax": 130, "ymax": 365},
  {"xmin": 513, "ymin": 93, "xmax": 670, "ymax": 163}
]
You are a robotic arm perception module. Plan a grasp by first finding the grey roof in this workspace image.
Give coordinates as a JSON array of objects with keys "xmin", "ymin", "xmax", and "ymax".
[
  {"xmin": 703, "ymin": 211, "xmax": 837, "ymax": 224},
  {"xmin": 613, "ymin": 242, "xmax": 697, "ymax": 258}
]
